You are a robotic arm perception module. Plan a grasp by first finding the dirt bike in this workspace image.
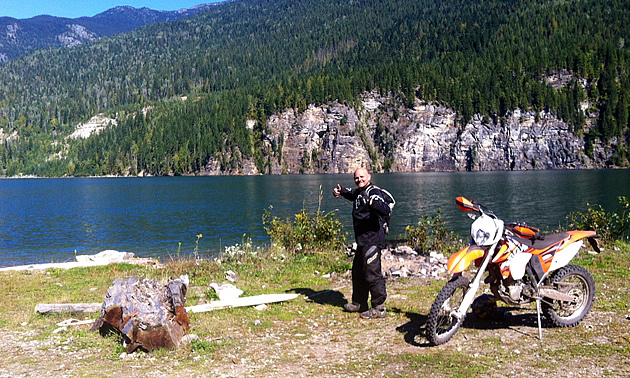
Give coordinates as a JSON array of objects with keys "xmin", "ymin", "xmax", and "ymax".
[{"xmin": 426, "ymin": 196, "xmax": 600, "ymax": 346}]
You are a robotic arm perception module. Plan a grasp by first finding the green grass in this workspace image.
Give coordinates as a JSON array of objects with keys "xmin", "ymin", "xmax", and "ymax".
[{"xmin": 0, "ymin": 241, "xmax": 628, "ymax": 376}]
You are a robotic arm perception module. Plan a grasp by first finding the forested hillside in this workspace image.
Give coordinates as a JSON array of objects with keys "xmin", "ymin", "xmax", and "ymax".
[
  {"xmin": 0, "ymin": 4, "xmax": 218, "ymax": 62},
  {"xmin": 0, "ymin": 0, "xmax": 628, "ymax": 176}
]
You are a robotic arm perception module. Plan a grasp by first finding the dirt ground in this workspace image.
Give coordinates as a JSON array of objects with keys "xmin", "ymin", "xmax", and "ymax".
[{"xmin": 0, "ymin": 273, "xmax": 628, "ymax": 377}]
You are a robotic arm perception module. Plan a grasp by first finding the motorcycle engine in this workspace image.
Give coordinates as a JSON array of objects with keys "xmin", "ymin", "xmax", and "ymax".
[{"xmin": 491, "ymin": 278, "xmax": 528, "ymax": 305}]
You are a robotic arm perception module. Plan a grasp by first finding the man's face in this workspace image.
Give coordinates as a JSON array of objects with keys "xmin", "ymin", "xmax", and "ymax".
[{"xmin": 354, "ymin": 169, "xmax": 371, "ymax": 189}]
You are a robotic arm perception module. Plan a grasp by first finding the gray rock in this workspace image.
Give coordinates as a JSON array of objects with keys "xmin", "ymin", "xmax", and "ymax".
[{"xmin": 202, "ymin": 90, "xmax": 615, "ymax": 175}]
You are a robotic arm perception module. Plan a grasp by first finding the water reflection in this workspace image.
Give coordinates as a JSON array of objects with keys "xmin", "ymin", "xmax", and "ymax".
[{"xmin": 0, "ymin": 170, "xmax": 628, "ymax": 266}]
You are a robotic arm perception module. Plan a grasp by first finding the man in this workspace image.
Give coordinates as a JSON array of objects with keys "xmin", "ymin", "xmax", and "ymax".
[{"xmin": 333, "ymin": 167, "xmax": 390, "ymax": 319}]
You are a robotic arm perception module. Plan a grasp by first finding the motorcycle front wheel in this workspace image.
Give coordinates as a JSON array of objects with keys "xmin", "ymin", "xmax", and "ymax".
[
  {"xmin": 542, "ymin": 265, "xmax": 595, "ymax": 327},
  {"xmin": 426, "ymin": 274, "xmax": 471, "ymax": 346}
]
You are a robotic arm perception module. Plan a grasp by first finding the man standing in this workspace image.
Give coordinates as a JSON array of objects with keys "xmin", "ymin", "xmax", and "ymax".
[{"xmin": 333, "ymin": 167, "xmax": 390, "ymax": 319}]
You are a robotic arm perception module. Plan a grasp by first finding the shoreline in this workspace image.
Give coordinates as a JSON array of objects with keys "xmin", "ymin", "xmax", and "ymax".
[{"xmin": 0, "ymin": 166, "xmax": 628, "ymax": 180}]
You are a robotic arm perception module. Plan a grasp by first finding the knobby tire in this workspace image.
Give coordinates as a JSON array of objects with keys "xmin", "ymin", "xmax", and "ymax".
[
  {"xmin": 426, "ymin": 274, "xmax": 471, "ymax": 346},
  {"xmin": 542, "ymin": 265, "xmax": 595, "ymax": 327}
]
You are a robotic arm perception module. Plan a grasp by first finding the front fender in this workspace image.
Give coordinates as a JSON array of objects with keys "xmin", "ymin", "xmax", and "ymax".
[{"xmin": 447, "ymin": 244, "xmax": 486, "ymax": 274}]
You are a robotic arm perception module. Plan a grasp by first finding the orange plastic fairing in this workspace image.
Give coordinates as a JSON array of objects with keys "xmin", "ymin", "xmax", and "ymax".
[
  {"xmin": 493, "ymin": 242, "xmax": 510, "ymax": 263},
  {"xmin": 527, "ymin": 230, "xmax": 598, "ymax": 273},
  {"xmin": 447, "ymin": 244, "xmax": 486, "ymax": 274},
  {"xmin": 566, "ymin": 230, "xmax": 598, "ymax": 240},
  {"xmin": 456, "ymin": 197, "xmax": 478, "ymax": 212},
  {"xmin": 512, "ymin": 225, "xmax": 539, "ymax": 239}
]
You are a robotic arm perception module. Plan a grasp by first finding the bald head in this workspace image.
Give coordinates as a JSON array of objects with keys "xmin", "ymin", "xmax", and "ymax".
[{"xmin": 353, "ymin": 167, "xmax": 371, "ymax": 189}]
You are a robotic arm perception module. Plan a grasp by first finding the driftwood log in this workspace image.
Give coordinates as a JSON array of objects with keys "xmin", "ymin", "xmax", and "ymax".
[
  {"xmin": 90, "ymin": 275, "xmax": 190, "ymax": 353},
  {"xmin": 35, "ymin": 303, "xmax": 102, "ymax": 314}
]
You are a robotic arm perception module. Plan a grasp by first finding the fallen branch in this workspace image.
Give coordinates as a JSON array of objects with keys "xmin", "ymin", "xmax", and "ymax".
[
  {"xmin": 2, "ymin": 250, "xmax": 160, "ymax": 272},
  {"xmin": 186, "ymin": 293, "xmax": 299, "ymax": 313},
  {"xmin": 35, "ymin": 303, "xmax": 102, "ymax": 314}
]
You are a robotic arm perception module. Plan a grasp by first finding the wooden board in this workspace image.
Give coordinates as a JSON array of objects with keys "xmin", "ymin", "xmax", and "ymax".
[{"xmin": 185, "ymin": 293, "xmax": 299, "ymax": 313}]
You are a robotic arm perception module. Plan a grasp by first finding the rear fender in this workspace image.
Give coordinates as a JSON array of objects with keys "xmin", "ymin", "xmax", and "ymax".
[
  {"xmin": 536, "ymin": 230, "xmax": 597, "ymax": 273},
  {"xmin": 447, "ymin": 244, "xmax": 486, "ymax": 274},
  {"xmin": 548, "ymin": 241, "xmax": 582, "ymax": 272},
  {"xmin": 566, "ymin": 230, "xmax": 598, "ymax": 241}
]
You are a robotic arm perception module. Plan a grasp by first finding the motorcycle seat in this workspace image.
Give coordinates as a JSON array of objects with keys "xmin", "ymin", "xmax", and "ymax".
[{"xmin": 530, "ymin": 232, "xmax": 569, "ymax": 249}]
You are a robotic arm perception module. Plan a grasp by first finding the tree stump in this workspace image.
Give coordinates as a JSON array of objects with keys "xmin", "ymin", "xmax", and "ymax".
[{"xmin": 90, "ymin": 275, "xmax": 190, "ymax": 353}]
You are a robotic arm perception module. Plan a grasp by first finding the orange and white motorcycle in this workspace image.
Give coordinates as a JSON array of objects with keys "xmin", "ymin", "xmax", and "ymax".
[{"xmin": 426, "ymin": 197, "xmax": 600, "ymax": 346}]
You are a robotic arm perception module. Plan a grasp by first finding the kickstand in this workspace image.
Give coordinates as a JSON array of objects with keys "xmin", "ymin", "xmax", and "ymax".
[{"xmin": 536, "ymin": 299, "xmax": 543, "ymax": 341}]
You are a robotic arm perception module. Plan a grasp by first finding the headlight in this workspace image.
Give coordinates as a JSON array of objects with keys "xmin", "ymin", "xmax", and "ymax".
[{"xmin": 471, "ymin": 215, "xmax": 504, "ymax": 246}]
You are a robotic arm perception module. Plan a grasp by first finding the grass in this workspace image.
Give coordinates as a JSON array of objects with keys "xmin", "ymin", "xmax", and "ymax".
[{"xmin": 0, "ymin": 241, "xmax": 628, "ymax": 376}]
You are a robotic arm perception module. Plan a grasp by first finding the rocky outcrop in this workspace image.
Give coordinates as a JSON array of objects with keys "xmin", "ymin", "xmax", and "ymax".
[
  {"xmin": 452, "ymin": 109, "xmax": 592, "ymax": 171},
  {"xmin": 204, "ymin": 91, "xmax": 616, "ymax": 175},
  {"xmin": 56, "ymin": 24, "xmax": 97, "ymax": 47},
  {"xmin": 68, "ymin": 114, "xmax": 117, "ymax": 139},
  {"xmin": 265, "ymin": 104, "xmax": 372, "ymax": 174},
  {"xmin": 0, "ymin": 127, "xmax": 19, "ymax": 144}
]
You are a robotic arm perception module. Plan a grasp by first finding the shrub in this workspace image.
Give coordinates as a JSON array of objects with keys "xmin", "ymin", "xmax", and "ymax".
[
  {"xmin": 262, "ymin": 204, "xmax": 346, "ymax": 254},
  {"xmin": 404, "ymin": 208, "xmax": 457, "ymax": 254},
  {"xmin": 566, "ymin": 196, "xmax": 630, "ymax": 242}
]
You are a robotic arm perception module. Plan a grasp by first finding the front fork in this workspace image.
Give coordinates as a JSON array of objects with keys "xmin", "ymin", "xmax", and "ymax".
[{"xmin": 453, "ymin": 243, "xmax": 497, "ymax": 320}]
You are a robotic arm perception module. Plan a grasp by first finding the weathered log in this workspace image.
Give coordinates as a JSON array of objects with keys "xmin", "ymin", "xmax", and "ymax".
[
  {"xmin": 185, "ymin": 293, "xmax": 299, "ymax": 313},
  {"xmin": 35, "ymin": 303, "xmax": 102, "ymax": 314},
  {"xmin": 0, "ymin": 250, "xmax": 160, "ymax": 272},
  {"xmin": 90, "ymin": 275, "xmax": 190, "ymax": 353}
]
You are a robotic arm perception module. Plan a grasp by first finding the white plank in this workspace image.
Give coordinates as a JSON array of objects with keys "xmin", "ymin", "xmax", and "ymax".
[{"xmin": 185, "ymin": 293, "xmax": 299, "ymax": 313}]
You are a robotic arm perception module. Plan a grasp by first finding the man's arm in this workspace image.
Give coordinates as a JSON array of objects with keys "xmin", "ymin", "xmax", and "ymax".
[{"xmin": 333, "ymin": 184, "xmax": 356, "ymax": 201}]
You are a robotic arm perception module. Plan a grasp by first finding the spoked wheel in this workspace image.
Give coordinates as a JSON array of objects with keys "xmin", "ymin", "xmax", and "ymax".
[
  {"xmin": 426, "ymin": 274, "xmax": 471, "ymax": 346},
  {"xmin": 542, "ymin": 265, "xmax": 595, "ymax": 327}
]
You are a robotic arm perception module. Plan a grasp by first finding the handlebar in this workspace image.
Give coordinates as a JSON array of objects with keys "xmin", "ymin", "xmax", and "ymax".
[{"xmin": 456, "ymin": 196, "xmax": 539, "ymax": 238}]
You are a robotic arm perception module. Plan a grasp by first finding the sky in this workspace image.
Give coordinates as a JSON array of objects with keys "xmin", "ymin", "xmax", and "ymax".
[{"xmin": 0, "ymin": 1, "xmax": 223, "ymax": 20}]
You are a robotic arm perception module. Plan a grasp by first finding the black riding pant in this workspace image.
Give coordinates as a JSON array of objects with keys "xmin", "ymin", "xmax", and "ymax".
[{"xmin": 352, "ymin": 245, "xmax": 387, "ymax": 308}]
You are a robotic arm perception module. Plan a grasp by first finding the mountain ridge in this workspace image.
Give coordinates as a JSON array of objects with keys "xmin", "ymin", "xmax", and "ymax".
[{"xmin": 0, "ymin": 3, "xmax": 219, "ymax": 62}]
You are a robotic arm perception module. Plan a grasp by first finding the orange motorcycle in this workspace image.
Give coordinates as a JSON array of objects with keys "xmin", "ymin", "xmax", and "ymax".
[{"xmin": 426, "ymin": 197, "xmax": 600, "ymax": 346}]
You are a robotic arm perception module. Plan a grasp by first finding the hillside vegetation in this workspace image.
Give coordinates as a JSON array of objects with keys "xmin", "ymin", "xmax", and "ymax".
[
  {"xmin": 0, "ymin": 5, "xmax": 216, "ymax": 62},
  {"xmin": 0, "ymin": 0, "xmax": 629, "ymax": 176}
]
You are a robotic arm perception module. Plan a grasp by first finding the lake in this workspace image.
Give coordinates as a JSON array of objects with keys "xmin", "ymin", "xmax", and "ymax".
[{"xmin": 0, "ymin": 170, "xmax": 628, "ymax": 267}]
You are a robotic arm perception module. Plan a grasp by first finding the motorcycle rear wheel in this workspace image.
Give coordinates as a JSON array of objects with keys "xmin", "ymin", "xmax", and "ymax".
[
  {"xmin": 426, "ymin": 274, "xmax": 471, "ymax": 346},
  {"xmin": 542, "ymin": 265, "xmax": 595, "ymax": 327}
]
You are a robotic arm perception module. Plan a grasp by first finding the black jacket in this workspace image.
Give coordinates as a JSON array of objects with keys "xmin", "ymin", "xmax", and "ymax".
[{"xmin": 340, "ymin": 183, "xmax": 391, "ymax": 246}]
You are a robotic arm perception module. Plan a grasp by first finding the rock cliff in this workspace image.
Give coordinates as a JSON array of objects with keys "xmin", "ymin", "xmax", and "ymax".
[{"xmin": 204, "ymin": 92, "xmax": 615, "ymax": 175}]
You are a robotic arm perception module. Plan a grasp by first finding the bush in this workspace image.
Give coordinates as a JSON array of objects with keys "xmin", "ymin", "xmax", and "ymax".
[
  {"xmin": 566, "ymin": 196, "xmax": 630, "ymax": 242},
  {"xmin": 262, "ymin": 206, "xmax": 346, "ymax": 254},
  {"xmin": 404, "ymin": 208, "xmax": 457, "ymax": 254}
]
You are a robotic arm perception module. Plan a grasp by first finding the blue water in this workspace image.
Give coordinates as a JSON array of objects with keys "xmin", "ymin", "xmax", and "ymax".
[{"xmin": 0, "ymin": 170, "xmax": 628, "ymax": 267}]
